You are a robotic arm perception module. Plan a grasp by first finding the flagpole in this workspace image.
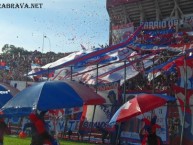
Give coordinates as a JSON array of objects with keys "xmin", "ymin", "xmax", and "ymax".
[
  {"xmin": 89, "ymin": 64, "xmax": 98, "ymax": 142},
  {"xmin": 115, "ymin": 61, "xmax": 127, "ymax": 145},
  {"xmin": 47, "ymin": 66, "xmax": 50, "ymax": 81},
  {"xmin": 25, "ymin": 55, "xmax": 29, "ymax": 88},
  {"xmin": 70, "ymin": 66, "xmax": 73, "ymax": 81},
  {"xmin": 149, "ymin": 56, "xmax": 155, "ymax": 120},
  {"xmin": 152, "ymin": 56, "xmax": 155, "ymax": 94},
  {"xmin": 123, "ymin": 61, "xmax": 127, "ymax": 103},
  {"xmin": 47, "ymin": 64, "xmax": 53, "ymax": 81},
  {"xmin": 42, "ymin": 35, "xmax": 45, "ymax": 53},
  {"xmin": 180, "ymin": 52, "xmax": 187, "ymax": 145}
]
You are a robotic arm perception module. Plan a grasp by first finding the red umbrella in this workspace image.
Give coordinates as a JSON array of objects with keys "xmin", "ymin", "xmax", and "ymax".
[{"xmin": 109, "ymin": 94, "xmax": 176, "ymax": 125}]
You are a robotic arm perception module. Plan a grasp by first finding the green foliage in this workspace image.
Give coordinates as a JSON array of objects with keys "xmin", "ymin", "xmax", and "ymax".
[
  {"xmin": 1, "ymin": 44, "xmax": 68, "ymax": 56},
  {"xmin": 1, "ymin": 44, "xmax": 28, "ymax": 55},
  {"xmin": 4, "ymin": 135, "xmax": 96, "ymax": 145}
]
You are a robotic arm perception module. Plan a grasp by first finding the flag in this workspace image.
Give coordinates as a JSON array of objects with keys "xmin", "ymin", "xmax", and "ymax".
[
  {"xmin": 0, "ymin": 61, "xmax": 6, "ymax": 66},
  {"xmin": 28, "ymin": 64, "xmax": 43, "ymax": 81},
  {"xmin": 174, "ymin": 85, "xmax": 193, "ymax": 142},
  {"xmin": 175, "ymin": 56, "xmax": 193, "ymax": 89},
  {"xmin": 31, "ymin": 63, "xmax": 41, "ymax": 70},
  {"xmin": 28, "ymin": 23, "xmax": 144, "ymax": 76},
  {"xmin": 80, "ymin": 44, "xmax": 87, "ymax": 50}
]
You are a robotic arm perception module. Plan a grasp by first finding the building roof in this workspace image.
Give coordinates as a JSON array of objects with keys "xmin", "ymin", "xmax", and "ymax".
[{"xmin": 107, "ymin": 0, "xmax": 193, "ymax": 26}]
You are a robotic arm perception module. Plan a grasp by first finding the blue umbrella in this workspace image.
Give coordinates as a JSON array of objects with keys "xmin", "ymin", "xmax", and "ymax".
[
  {"xmin": 1, "ymin": 80, "xmax": 105, "ymax": 116},
  {"xmin": 0, "ymin": 83, "xmax": 19, "ymax": 108}
]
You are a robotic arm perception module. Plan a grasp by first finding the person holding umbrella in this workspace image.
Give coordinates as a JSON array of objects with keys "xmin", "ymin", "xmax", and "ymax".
[
  {"xmin": 21, "ymin": 112, "xmax": 57, "ymax": 145},
  {"xmin": 140, "ymin": 115, "xmax": 163, "ymax": 145},
  {"xmin": 109, "ymin": 94, "xmax": 176, "ymax": 145}
]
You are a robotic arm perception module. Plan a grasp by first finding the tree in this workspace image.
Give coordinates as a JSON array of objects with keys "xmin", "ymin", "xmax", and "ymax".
[
  {"xmin": 1, "ymin": 44, "xmax": 28, "ymax": 56},
  {"xmin": 2, "ymin": 44, "xmax": 10, "ymax": 53}
]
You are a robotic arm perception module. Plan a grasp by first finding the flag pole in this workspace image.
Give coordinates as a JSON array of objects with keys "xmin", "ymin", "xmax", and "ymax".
[
  {"xmin": 115, "ymin": 61, "xmax": 127, "ymax": 145},
  {"xmin": 180, "ymin": 52, "xmax": 187, "ymax": 145},
  {"xmin": 152, "ymin": 56, "xmax": 155, "ymax": 94},
  {"xmin": 150, "ymin": 56, "xmax": 155, "ymax": 120},
  {"xmin": 88, "ymin": 63, "xmax": 98, "ymax": 142},
  {"xmin": 70, "ymin": 65, "xmax": 73, "ymax": 81},
  {"xmin": 25, "ymin": 55, "xmax": 29, "ymax": 88},
  {"xmin": 123, "ymin": 61, "xmax": 127, "ymax": 103},
  {"xmin": 47, "ymin": 66, "xmax": 50, "ymax": 81}
]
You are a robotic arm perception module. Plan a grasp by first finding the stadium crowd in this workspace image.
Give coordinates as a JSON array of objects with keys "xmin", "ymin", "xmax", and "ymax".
[
  {"xmin": 136, "ymin": 28, "xmax": 193, "ymax": 45},
  {"xmin": 0, "ymin": 49, "xmax": 71, "ymax": 82},
  {"xmin": 122, "ymin": 28, "xmax": 193, "ymax": 95}
]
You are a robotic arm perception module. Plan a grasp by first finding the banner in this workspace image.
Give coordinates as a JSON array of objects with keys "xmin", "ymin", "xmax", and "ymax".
[
  {"xmin": 81, "ymin": 81, "xmax": 120, "ymax": 130},
  {"xmin": 45, "ymin": 108, "xmax": 83, "ymax": 134},
  {"xmin": 112, "ymin": 23, "xmax": 134, "ymax": 45},
  {"xmin": 74, "ymin": 52, "xmax": 155, "ymax": 85},
  {"xmin": 142, "ymin": 15, "xmax": 193, "ymax": 30},
  {"xmin": 141, "ymin": 19, "xmax": 179, "ymax": 30},
  {"xmin": 29, "ymin": 24, "xmax": 144, "ymax": 76},
  {"xmin": 170, "ymin": 43, "xmax": 193, "ymax": 51}
]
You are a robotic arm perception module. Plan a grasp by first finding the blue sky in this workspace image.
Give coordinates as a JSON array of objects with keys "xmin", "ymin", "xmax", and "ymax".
[{"xmin": 0, "ymin": 0, "xmax": 109, "ymax": 53}]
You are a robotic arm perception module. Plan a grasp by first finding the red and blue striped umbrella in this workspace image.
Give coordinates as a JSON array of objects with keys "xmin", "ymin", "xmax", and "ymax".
[
  {"xmin": 1, "ymin": 80, "xmax": 105, "ymax": 117},
  {"xmin": 109, "ymin": 94, "xmax": 176, "ymax": 125}
]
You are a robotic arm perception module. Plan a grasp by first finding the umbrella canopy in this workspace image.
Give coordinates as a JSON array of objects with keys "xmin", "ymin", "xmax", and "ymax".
[
  {"xmin": 0, "ymin": 82, "xmax": 19, "ymax": 96},
  {"xmin": 1, "ymin": 80, "xmax": 105, "ymax": 116},
  {"xmin": 0, "ymin": 82, "xmax": 19, "ymax": 108},
  {"xmin": 109, "ymin": 94, "xmax": 176, "ymax": 125}
]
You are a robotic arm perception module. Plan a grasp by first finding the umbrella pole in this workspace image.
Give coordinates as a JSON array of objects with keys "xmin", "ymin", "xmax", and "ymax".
[
  {"xmin": 88, "ymin": 105, "xmax": 96, "ymax": 142},
  {"xmin": 115, "ymin": 61, "xmax": 126, "ymax": 145},
  {"xmin": 115, "ymin": 123, "xmax": 121, "ymax": 145},
  {"xmin": 54, "ymin": 116, "xmax": 58, "ymax": 139}
]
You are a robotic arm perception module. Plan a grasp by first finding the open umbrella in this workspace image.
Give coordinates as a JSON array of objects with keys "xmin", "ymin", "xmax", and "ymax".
[
  {"xmin": 0, "ymin": 82, "xmax": 19, "ymax": 108},
  {"xmin": 1, "ymin": 80, "xmax": 105, "ymax": 116},
  {"xmin": 109, "ymin": 94, "xmax": 176, "ymax": 125},
  {"xmin": 0, "ymin": 82, "xmax": 19, "ymax": 96}
]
